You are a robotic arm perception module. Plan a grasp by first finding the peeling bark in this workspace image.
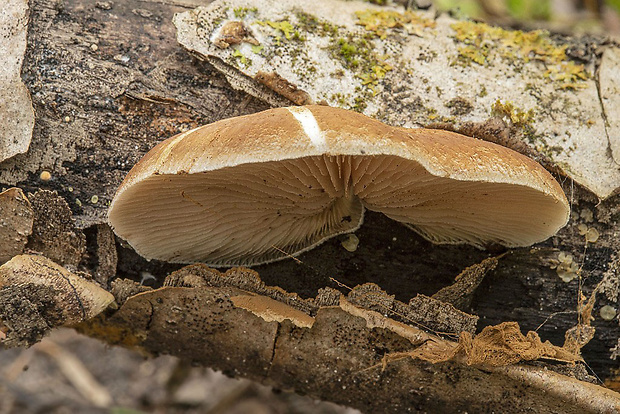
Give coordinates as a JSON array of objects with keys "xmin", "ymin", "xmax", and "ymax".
[{"xmin": 599, "ymin": 47, "xmax": 620, "ymax": 165}]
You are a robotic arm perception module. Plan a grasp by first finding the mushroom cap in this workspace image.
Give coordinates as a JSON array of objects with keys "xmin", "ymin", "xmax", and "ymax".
[{"xmin": 108, "ymin": 105, "xmax": 570, "ymax": 266}]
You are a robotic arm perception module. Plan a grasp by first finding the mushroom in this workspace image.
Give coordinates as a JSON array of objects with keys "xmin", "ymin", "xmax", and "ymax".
[{"xmin": 108, "ymin": 105, "xmax": 569, "ymax": 266}]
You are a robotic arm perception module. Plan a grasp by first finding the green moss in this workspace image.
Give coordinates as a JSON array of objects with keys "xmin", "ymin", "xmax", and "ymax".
[
  {"xmin": 353, "ymin": 96, "xmax": 368, "ymax": 112},
  {"xmin": 451, "ymin": 21, "xmax": 588, "ymax": 89},
  {"xmin": 330, "ymin": 36, "xmax": 392, "ymax": 96},
  {"xmin": 295, "ymin": 11, "xmax": 339, "ymax": 37},
  {"xmin": 337, "ymin": 39, "xmax": 361, "ymax": 67},
  {"xmin": 355, "ymin": 9, "xmax": 436, "ymax": 39},
  {"xmin": 330, "ymin": 93, "xmax": 350, "ymax": 107},
  {"xmin": 233, "ymin": 6, "xmax": 257, "ymax": 19}
]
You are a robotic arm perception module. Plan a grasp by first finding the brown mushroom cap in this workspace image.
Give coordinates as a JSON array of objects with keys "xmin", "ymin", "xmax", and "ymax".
[{"xmin": 108, "ymin": 105, "xmax": 570, "ymax": 266}]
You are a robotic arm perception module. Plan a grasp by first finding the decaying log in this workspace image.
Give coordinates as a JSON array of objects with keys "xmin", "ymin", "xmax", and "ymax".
[
  {"xmin": 72, "ymin": 266, "xmax": 615, "ymax": 414},
  {"xmin": 1, "ymin": 0, "xmax": 620, "ymax": 411}
]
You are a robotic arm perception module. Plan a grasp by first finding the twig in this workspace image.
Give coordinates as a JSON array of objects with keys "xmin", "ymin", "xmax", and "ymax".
[{"xmin": 36, "ymin": 339, "xmax": 113, "ymax": 408}]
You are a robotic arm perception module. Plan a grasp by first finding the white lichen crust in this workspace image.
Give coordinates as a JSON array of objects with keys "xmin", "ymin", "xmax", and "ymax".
[{"xmin": 174, "ymin": 0, "xmax": 620, "ymax": 199}]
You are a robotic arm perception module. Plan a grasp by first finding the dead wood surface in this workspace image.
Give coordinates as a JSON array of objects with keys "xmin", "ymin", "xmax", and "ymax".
[
  {"xmin": 1, "ymin": 0, "xmax": 620, "ymax": 412},
  {"xmin": 79, "ymin": 268, "xmax": 618, "ymax": 414}
]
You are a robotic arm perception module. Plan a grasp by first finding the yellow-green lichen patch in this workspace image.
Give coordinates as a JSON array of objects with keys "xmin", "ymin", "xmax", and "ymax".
[
  {"xmin": 355, "ymin": 9, "xmax": 436, "ymax": 39},
  {"xmin": 255, "ymin": 19, "xmax": 301, "ymax": 44},
  {"xmin": 358, "ymin": 61, "xmax": 392, "ymax": 95},
  {"xmin": 451, "ymin": 21, "xmax": 588, "ymax": 89},
  {"xmin": 491, "ymin": 99, "xmax": 535, "ymax": 129},
  {"xmin": 490, "ymin": 99, "xmax": 563, "ymax": 157},
  {"xmin": 492, "ymin": 99, "xmax": 536, "ymax": 143},
  {"xmin": 232, "ymin": 49, "xmax": 252, "ymax": 66},
  {"xmin": 490, "ymin": 100, "xmax": 564, "ymax": 158},
  {"xmin": 295, "ymin": 12, "xmax": 393, "ymax": 99},
  {"xmin": 424, "ymin": 106, "xmax": 455, "ymax": 123}
]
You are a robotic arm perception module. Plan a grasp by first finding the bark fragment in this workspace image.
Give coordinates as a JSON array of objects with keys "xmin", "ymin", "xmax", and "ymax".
[
  {"xmin": 93, "ymin": 223, "xmax": 118, "ymax": 287},
  {"xmin": 599, "ymin": 47, "xmax": 620, "ymax": 165},
  {"xmin": 0, "ymin": 187, "xmax": 34, "ymax": 264},
  {"xmin": 0, "ymin": 0, "xmax": 34, "ymax": 162},
  {"xmin": 432, "ymin": 255, "xmax": 500, "ymax": 309},
  {"xmin": 0, "ymin": 255, "xmax": 115, "ymax": 347}
]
